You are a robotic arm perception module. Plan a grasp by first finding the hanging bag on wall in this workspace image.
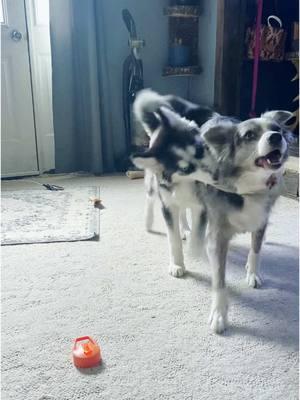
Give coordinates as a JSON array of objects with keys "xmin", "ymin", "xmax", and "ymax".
[{"xmin": 246, "ymin": 15, "xmax": 287, "ymax": 61}]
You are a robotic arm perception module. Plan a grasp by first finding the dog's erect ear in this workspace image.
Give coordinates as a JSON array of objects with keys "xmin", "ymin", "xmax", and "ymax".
[
  {"xmin": 131, "ymin": 151, "xmax": 160, "ymax": 171},
  {"xmin": 201, "ymin": 125, "xmax": 235, "ymax": 147},
  {"xmin": 157, "ymin": 106, "xmax": 181, "ymax": 130},
  {"xmin": 261, "ymin": 110, "xmax": 294, "ymax": 126},
  {"xmin": 133, "ymin": 89, "xmax": 170, "ymax": 135},
  {"xmin": 201, "ymin": 122, "xmax": 236, "ymax": 161}
]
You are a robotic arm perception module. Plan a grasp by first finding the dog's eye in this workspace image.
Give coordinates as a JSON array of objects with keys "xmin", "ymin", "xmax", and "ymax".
[
  {"xmin": 178, "ymin": 162, "xmax": 194, "ymax": 174},
  {"xmin": 181, "ymin": 166, "xmax": 190, "ymax": 173},
  {"xmin": 244, "ymin": 130, "xmax": 256, "ymax": 140}
]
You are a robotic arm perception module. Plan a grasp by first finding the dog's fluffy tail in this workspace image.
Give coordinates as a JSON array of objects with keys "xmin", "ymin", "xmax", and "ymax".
[{"xmin": 133, "ymin": 89, "xmax": 170, "ymax": 136}]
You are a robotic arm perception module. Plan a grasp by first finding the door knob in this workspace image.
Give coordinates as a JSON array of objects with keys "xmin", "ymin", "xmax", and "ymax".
[{"xmin": 11, "ymin": 30, "xmax": 22, "ymax": 42}]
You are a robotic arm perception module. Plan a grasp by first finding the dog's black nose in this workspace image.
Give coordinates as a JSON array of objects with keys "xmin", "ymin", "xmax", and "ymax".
[{"xmin": 268, "ymin": 133, "xmax": 282, "ymax": 146}]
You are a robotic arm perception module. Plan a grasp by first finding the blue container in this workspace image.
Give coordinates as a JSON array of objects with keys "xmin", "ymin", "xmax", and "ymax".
[{"xmin": 169, "ymin": 45, "xmax": 191, "ymax": 67}]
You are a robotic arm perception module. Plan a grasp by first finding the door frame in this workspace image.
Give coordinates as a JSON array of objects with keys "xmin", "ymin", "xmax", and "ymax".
[
  {"xmin": 25, "ymin": 0, "xmax": 54, "ymax": 174},
  {"xmin": 214, "ymin": 0, "xmax": 246, "ymax": 116},
  {"xmin": 1, "ymin": 0, "xmax": 40, "ymax": 178}
]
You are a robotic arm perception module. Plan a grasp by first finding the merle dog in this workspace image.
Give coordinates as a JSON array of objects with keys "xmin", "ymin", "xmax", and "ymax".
[{"xmin": 132, "ymin": 89, "xmax": 292, "ymax": 333}]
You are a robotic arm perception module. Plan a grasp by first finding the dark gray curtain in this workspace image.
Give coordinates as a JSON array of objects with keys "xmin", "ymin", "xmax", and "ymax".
[{"xmin": 50, "ymin": 0, "xmax": 116, "ymax": 173}]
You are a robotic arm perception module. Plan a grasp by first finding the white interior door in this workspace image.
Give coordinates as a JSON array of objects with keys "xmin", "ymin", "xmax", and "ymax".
[
  {"xmin": 26, "ymin": 0, "xmax": 54, "ymax": 172},
  {"xmin": 1, "ymin": 0, "xmax": 39, "ymax": 177}
]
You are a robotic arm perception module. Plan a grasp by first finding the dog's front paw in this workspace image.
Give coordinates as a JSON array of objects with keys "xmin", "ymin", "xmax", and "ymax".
[
  {"xmin": 209, "ymin": 289, "xmax": 228, "ymax": 334},
  {"xmin": 246, "ymin": 270, "xmax": 263, "ymax": 288},
  {"xmin": 169, "ymin": 264, "xmax": 185, "ymax": 278},
  {"xmin": 209, "ymin": 309, "xmax": 227, "ymax": 334}
]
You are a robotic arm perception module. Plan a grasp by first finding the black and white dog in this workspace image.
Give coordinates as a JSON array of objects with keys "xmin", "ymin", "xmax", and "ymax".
[{"xmin": 132, "ymin": 89, "xmax": 292, "ymax": 333}]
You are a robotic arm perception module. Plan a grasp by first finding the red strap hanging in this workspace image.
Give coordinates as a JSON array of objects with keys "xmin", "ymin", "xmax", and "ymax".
[{"xmin": 249, "ymin": 0, "xmax": 264, "ymax": 118}]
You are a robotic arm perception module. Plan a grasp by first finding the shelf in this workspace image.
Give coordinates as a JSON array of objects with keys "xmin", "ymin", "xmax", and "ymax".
[
  {"xmin": 164, "ymin": 6, "xmax": 201, "ymax": 18},
  {"xmin": 163, "ymin": 65, "xmax": 201, "ymax": 76}
]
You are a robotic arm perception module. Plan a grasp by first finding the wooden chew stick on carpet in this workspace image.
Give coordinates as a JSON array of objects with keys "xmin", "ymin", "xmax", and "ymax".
[{"xmin": 126, "ymin": 170, "xmax": 144, "ymax": 179}]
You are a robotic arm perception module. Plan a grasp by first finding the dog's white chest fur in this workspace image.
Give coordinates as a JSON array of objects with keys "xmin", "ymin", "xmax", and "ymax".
[
  {"xmin": 234, "ymin": 167, "xmax": 283, "ymax": 194},
  {"xmin": 228, "ymin": 196, "xmax": 268, "ymax": 233}
]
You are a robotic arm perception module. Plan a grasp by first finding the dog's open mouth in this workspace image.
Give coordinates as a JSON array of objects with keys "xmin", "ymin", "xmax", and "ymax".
[{"xmin": 255, "ymin": 149, "xmax": 282, "ymax": 170}]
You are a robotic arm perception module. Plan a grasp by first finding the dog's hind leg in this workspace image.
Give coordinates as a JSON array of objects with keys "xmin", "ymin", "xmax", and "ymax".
[
  {"xmin": 179, "ymin": 209, "xmax": 190, "ymax": 240},
  {"xmin": 145, "ymin": 194, "xmax": 155, "ymax": 232},
  {"xmin": 162, "ymin": 204, "xmax": 185, "ymax": 278},
  {"xmin": 206, "ymin": 224, "xmax": 230, "ymax": 334},
  {"xmin": 245, "ymin": 223, "xmax": 267, "ymax": 288},
  {"xmin": 144, "ymin": 171, "xmax": 155, "ymax": 232}
]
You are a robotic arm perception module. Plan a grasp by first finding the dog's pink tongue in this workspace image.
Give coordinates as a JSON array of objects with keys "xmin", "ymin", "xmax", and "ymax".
[{"xmin": 257, "ymin": 157, "xmax": 269, "ymax": 168}]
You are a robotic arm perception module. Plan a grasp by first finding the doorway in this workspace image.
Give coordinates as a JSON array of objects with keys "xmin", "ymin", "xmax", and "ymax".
[
  {"xmin": 239, "ymin": 0, "xmax": 299, "ymax": 155},
  {"xmin": 214, "ymin": 0, "xmax": 299, "ymax": 158}
]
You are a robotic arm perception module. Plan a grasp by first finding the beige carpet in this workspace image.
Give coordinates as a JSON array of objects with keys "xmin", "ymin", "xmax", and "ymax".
[{"xmin": 1, "ymin": 174, "xmax": 299, "ymax": 400}]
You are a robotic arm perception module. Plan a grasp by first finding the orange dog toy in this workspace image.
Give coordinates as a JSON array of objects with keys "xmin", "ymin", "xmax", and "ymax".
[{"xmin": 72, "ymin": 336, "xmax": 102, "ymax": 368}]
